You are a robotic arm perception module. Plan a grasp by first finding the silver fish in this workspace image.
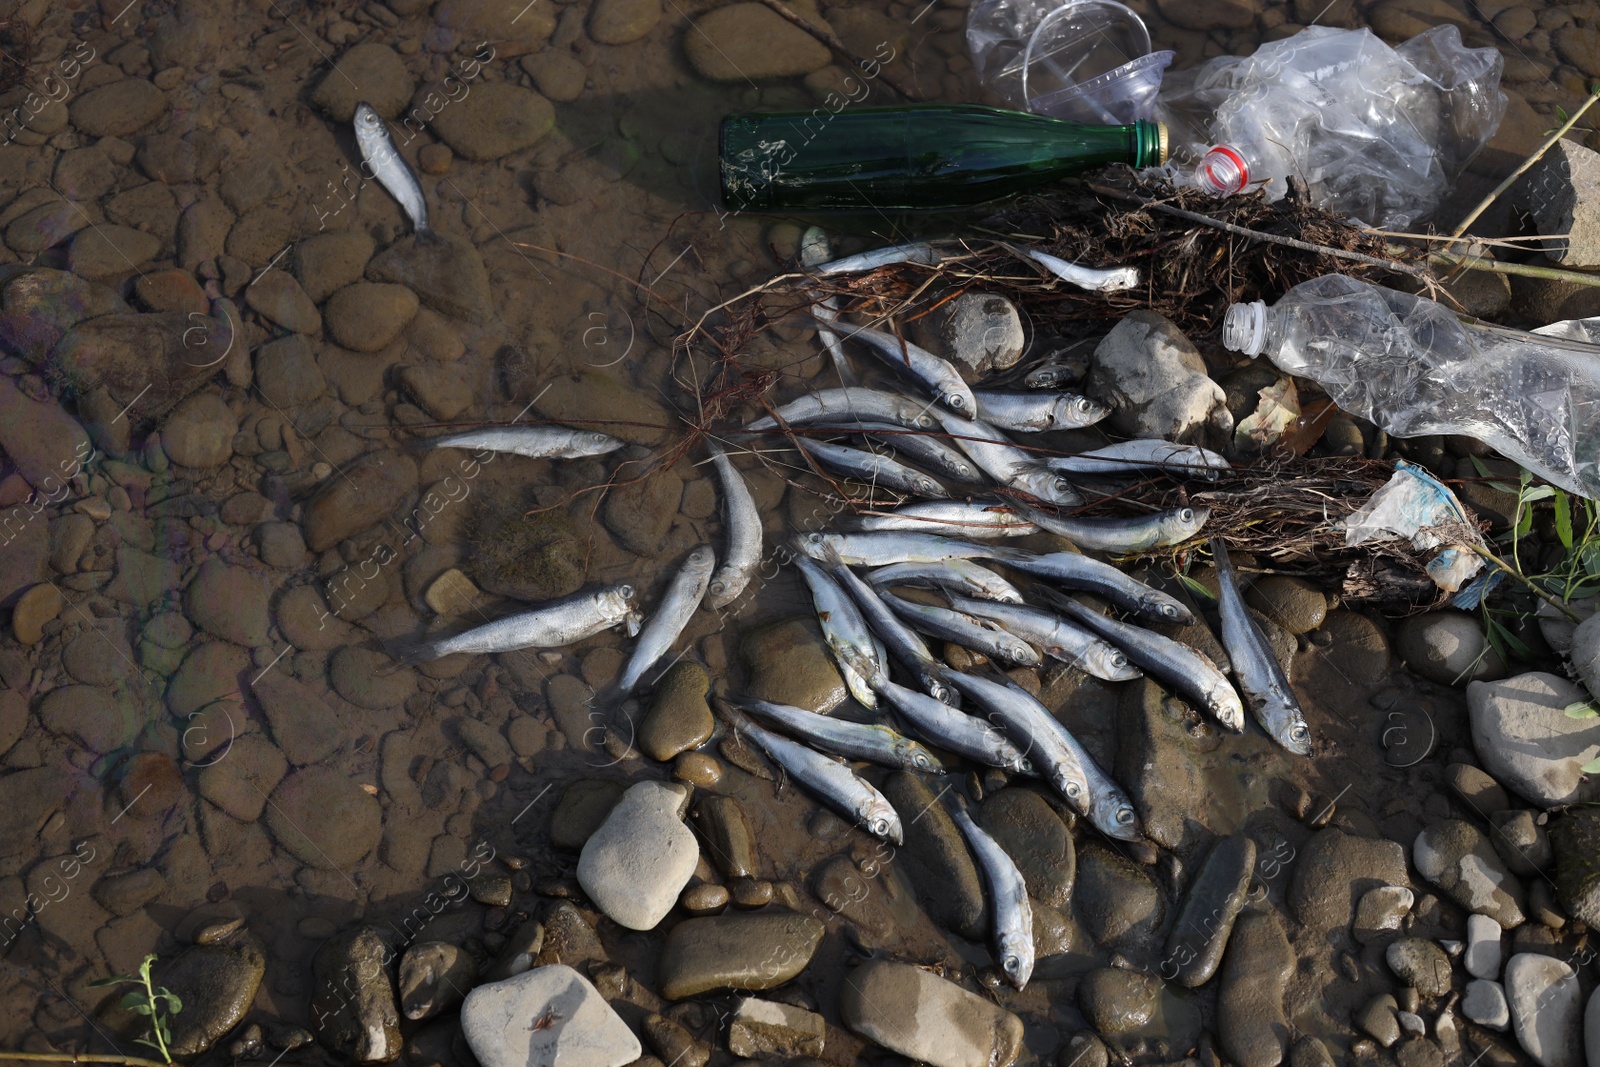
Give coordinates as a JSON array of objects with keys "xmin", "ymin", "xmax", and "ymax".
[
  {"xmin": 831, "ymin": 321, "xmax": 978, "ymax": 417},
  {"xmin": 950, "ymin": 802, "xmax": 1035, "ymax": 989},
  {"xmin": 857, "ymin": 500, "xmax": 1035, "ymax": 538},
  {"xmin": 933, "ymin": 410, "xmax": 1083, "ymax": 506},
  {"xmin": 816, "ymin": 241, "xmax": 941, "ymax": 275},
  {"xmin": 734, "ymin": 697, "xmax": 943, "ymax": 771},
  {"xmin": 1047, "ymin": 440, "xmax": 1231, "ymax": 481},
  {"xmin": 877, "ymin": 678, "xmax": 1032, "ymax": 773},
  {"xmin": 948, "ymin": 595, "xmax": 1141, "ymax": 682},
  {"xmin": 387, "ymin": 585, "xmax": 635, "ymax": 661},
  {"xmin": 941, "ymin": 671, "xmax": 1092, "ymax": 810},
  {"xmin": 865, "ymin": 559, "xmax": 1025, "ymax": 603},
  {"xmin": 975, "ymin": 390, "xmax": 1110, "ymax": 432},
  {"xmin": 1018, "ymin": 503, "xmax": 1211, "ymax": 555},
  {"xmin": 354, "ymin": 102, "xmax": 431, "ymax": 238},
  {"xmin": 797, "ymin": 438, "xmax": 948, "ymax": 499},
  {"xmin": 800, "ymin": 531, "xmax": 1027, "ymax": 568},
  {"xmin": 994, "ymin": 677, "xmax": 1142, "ymax": 841},
  {"xmin": 617, "ymin": 545, "xmax": 716, "ymax": 693},
  {"xmin": 1023, "ymin": 361, "xmax": 1081, "ymax": 388},
  {"xmin": 743, "ymin": 388, "xmax": 937, "ymax": 433},
  {"xmin": 812, "ymin": 300, "xmax": 857, "ymax": 387},
  {"xmin": 793, "ymin": 552, "xmax": 886, "ymax": 708},
  {"xmin": 1017, "ymin": 247, "xmax": 1139, "ymax": 292},
  {"xmin": 880, "ymin": 593, "xmax": 1042, "ymax": 666},
  {"xmin": 1054, "ymin": 597, "xmax": 1245, "ymax": 732},
  {"xmin": 1003, "ymin": 551, "xmax": 1194, "ymax": 624},
  {"xmin": 1211, "ymin": 537, "xmax": 1312, "ymax": 755},
  {"xmin": 706, "ymin": 443, "xmax": 762, "ymax": 610},
  {"xmin": 733, "ymin": 711, "xmax": 904, "ymax": 843},
  {"xmin": 827, "ymin": 421, "xmax": 979, "ymax": 482},
  {"xmin": 428, "ymin": 426, "xmax": 623, "ymax": 460},
  {"xmin": 825, "ymin": 548, "xmax": 955, "ymax": 704}
]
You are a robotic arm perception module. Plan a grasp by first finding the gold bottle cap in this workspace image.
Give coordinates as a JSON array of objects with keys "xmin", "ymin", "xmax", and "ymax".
[{"xmin": 1157, "ymin": 122, "xmax": 1169, "ymax": 166}]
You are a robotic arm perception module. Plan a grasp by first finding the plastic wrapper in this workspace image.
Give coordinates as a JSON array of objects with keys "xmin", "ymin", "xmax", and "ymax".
[
  {"xmin": 1342, "ymin": 460, "xmax": 1485, "ymax": 592},
  {"xmin": 1157, "ymin": 25, "xmax": 1507, "ymax": 228}
]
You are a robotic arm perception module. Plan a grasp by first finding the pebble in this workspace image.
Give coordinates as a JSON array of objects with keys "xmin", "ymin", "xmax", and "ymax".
[
  {"xmin": 740, "ymin": 618, "xmax": 847, "ymax": 713},
  {"xmin": 694, "ymin": 796, "xmax": 757, "ymax": 880},
  {"xmin": 1288, "ymin": 828, "xmax": 1409, "ymax": 933},
  {"xmin": 589, "ymin": 0, "xmax": 660, "ymax": 44},
  {"xmin": 1413, "ymin": 820, "xmax": 1526, "ymax": 928},
  {"xmin": 1077, "ymin": 966, "xmax": 1158, "ymax": 1034},
  {"xmin": 1155, "ymin": 0, "xmax": 1253, "ymax": 29},
  {"xmin": 684, "ymin": 3, "xmax": 833, "ymax": 81},
  {"xmin": 69, "ymin": 78, "xmax": 167, "ymax": 137},
  {"xmin": 577, "ymin": 781, "xmax": 699, "ymax": 931},
  {"xmin": 727, "ymin": 997, "xmax": 825, "ymax": 1058},
  {"xmin": 1356, "ymin": 994, "xmax": 1402, "ymax": 1048},
  {"xmin": 1466, "ymin": 912, "xmax": 1504, "ymax": 980},
  {"xmin": 1397, "ymin": 611, "xmax": 1503, "ymax": 685},
  {"xmin": 168, "ymin": 640, "xmax": 251, "ymax": 719},
  {"xmin": 1467, "ymin": 672, "xmax": 1600, "ymax": 805},
  {"xmin": 1550, "ymin": 809, "xmax": 1600, "ymax": 925},
  {"xmin": 643, "ymin": 1014, "xmax": 708, "ymax": 1067},
  {"xmin": 1386, "ymin": 938, "xmax": 1452, "ymax": 997},
  {"xmin": 295, "ymin": 231, "xmax": 376, "ymax": 303},
  {"xmin": 911, "ymin": 292, "xmax": 1024, "ymax": 381},
  {"xmin": 639, "ymin": 662, "xmax": 714, "ymax": 761},
  {"xmin": 1586, "ymin": 987, "xmax": 1600, "ymax": 1067},
  {"xmin": 430, "ymin": 81, "xmax": 555, "ymax": 161},
  {"xmin": 673, "ymin": 752, "xmax": 721, "ymax": 788},
  {"xmin": 1463, "ymin": 978, "xmax": 1511, "ymax": 1029},
  {"xmin": 1088, "ymin": 310, "xmax": 1231, "ymax": 446},
  {"xmin": 1058, "ymin": 1033, "xmax": 1110, "ymax": 1067},
  {"xmin": 399, "ymin": 364, "xmax": 474, "ymax": 421},
  {"xmin": 265, "ymin": 767, "xmax": 381, "ymax": 869},
  {"xmin": 311, "ymin": 926, "xmax": 402, "ymax": 1064},
  {"xmin": 1217, "ymin": 909, "xmax": 1294, "ymax": 1067},
  {"xmin": 1489, "ymin": 809, "xmax": 1553, "ymax": 877},
  {"xmin": 310, "ymin": 42, "xmax": 413, "ymax": 120},
  {"xmin": 1353, "ymin": 885, "xmax": 1414, "ymax": 944},
  {"xmin": 461, "ymin": 964, "xmax": 641, "ymax": 1067},
  {"xmin": 368, "ymin": 233, "xmax": 492, "ymax": 321},
  {"xmin": 245, "ymin": 271, "xmax": 321, "ymax": 334},
  {"xmin": 729, "ymin": 878, "xmax": 772, "ymax": 908},
  {"xmin": 1245, "ymin": 576, "xmax": 1327, "ymax": 635},
  {"xmin": 11, "ymin": 583, "xmax": 61, "ymax": 645},
  {"xmin": 331, "ymin": 646, "xmax": 417, "ymax": 710},
  {"xmin": 418, "ymin": 143, "xmax": 452, "ymax": 174},
  {"xmin": 256, "ymin": 523, "xmax": 308, "ymax": 569},
  {"xmin": 93, "ymin": 868, "xmax": 166, "ymax": 916},
  {"xmin": 399, "ymin": 941, "xmax": 477, "ymax": 1021},
  {"xmin": 253, "ymin": 335, "xmax": 326, "ymax": 408},
  {"xmin": 658, "ymin": 911, "xmax": 824, "ymax": 998},
  {"xmin": 40, "ymin": 683, "xmax": 140, "ymax": 752},
  {"xmin": 839, "ymin": 960, "xmax": 1024, "ymax": 1067},
  {"xmin": 521, "ymin": 53, "xmax": 587, "ymax": 102},
  {"xmin": 979, "ymin": 787, "xmax": 1075, "ymax": 909},
  {"xmin": 482, "ymin": 920, "xmax": 545, "ymax": 983},
  {"xmin": 600, "ymin": 466, "xmax": 681, "ymax": 554},
  {"xmin": 68, "ymin": 225, "xmax": 161, "ymax": 279},
  {"xmin": 681, "ymin": 882, "xmax": 729, "ymax": 914},
  {"xmin": 0, "ymin": 376, "xmax": 93, "ymax": 491},
  {"xmin": 1074, "ymin": 843, "xmax": 1162, "ymax": 949},
  {"xmin": 301, "ymin": 450, "xmax": 418, "ymax": 552},
  {"xmin": 323, "ymin": 282, "xmax": 419, "ymax": 352},
  {"xmin": 1446, "ymin": 763, "xmax": 1511, "ymax": 819},
  {"xmin": 1503, "ymin": 953, "xmax": 1582, "ymax": 1067},
  {"xmin": 1164, "ymin": 832, "xmax": 1254, "ymax": 987},
  {"xmin": 185, "ymin": 559, "xmax": 271, "ymax": 647},
  {"xmin": 880, "ymin": 772, "xmax": 985, "ymax": 938},
  {"xmin": 137, "ymin": 934, "xmax": 267, "ymax": 1059},
  {"xmin": 551, "ymin": 780, "xmax": 627, "ymax": 851},
  {"xmin": 135, "ymin": 269, "xmax": 209, "ymax": 314}
]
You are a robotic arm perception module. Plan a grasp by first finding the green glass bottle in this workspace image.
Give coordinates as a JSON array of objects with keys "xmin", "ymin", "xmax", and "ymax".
[{"xmin": 720, "ymin": 104, "xmax": 1167, "ymax": 213}]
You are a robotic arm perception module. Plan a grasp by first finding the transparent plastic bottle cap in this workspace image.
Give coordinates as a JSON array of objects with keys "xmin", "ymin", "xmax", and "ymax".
[
  {"xmin": 1196, "ymin": 145, "xmax": 1250, "ymax": 196},
  {"xmin": 1223, "ymin": 301, "xmax": 1267, "ymax": 357}
]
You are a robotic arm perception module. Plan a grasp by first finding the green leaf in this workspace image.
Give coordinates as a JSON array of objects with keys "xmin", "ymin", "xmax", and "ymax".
[
  {"xmin": 1522, "ymin": 485, "xmax": 1556, "ymax": 503},
  {"xmin": 1556, "ymin": 490, "xmax": 1574, "ymax": 550},
  {"xmin": 1566, "ymin": 701, "xmax": 1600, "ymax": 719},
  {"xmin": 1515, "ymin": 502, "xmax": 1535, "ymax": 541},
  {"xmin": 1177, "ymin": 573, "xmax": 1216, "ymax": 603},
  {"xmin": 1486, "ymin": 617, "xmax": 1534, "ymax": 661},
  {"xmin": 119, "ymin": 990, "xmax": 144, "ymax": 1010},
  {"xmin": 1488, "ymin": 481, "xmax": 1519, "ymax": 494},
  {"xmin": 1584, "ymin": 541, "xmax": 1600, "ymax": 577},
  {"xmin": 160, "ymin": 992, "xmax": 183, "ymax": 1014},
  {"xmin": 1582, "ymin": 756, "xmax": 1600, "ymax": 774},
  {"xmin": 1469, "ymin": 455, "xmax": 1494, "ymax": 479},
  {"xmin": 87, "ymin": 975, "xmax": 133, "ymax": 988}
]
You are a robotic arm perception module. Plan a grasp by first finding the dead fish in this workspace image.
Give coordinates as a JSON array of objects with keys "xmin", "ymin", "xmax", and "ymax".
[
  {"xmin": 617, "ymin": 545, "xmax": 716, "ymax": 693},
  {"xmin": 1016, "ymin": 246, "xmax": 1139, "ymax": 292},
  {"xmin": 1017, "ymin": 503, "xmax": 1210, "ymax": 555},
  {"xmin": 732, "ymin": 696, "xmax": 944, "ymax": 771},
  {"xmin": 815, "ymin": 241, "xmax": 941, "ymax": 275},
  {"xmin": 742, "ymin": 388, "xmax": 937, "ymax": 433},
  {"xmin": 706, "ymin": 442, "xmax": 762, "ymax": 610},
  {"xmin": 948, "ymin": 595, "xmax": 1141, "ymax": 682},
  {"xmin": 1211, "ymin": 537, "xmax": 1312, "ymax": 754},
  {"xmin": 865, "ymin": 559, "xmax": 1025, "ymax": 603},
  {"xmin": 1002, "ymin": 550, "xmax": 1195, "ymax": 624},
  {"xmin": 385, "ymin": 585, "xmax": 637, "ymax": 662},
  {"xmin": 1046, "ymin": 440, "xmax": 1230, "ymax": 481},
  {"xmin": 830, "ymin": 320, "xmax": 977, "ymax": 418},
  {"xmin": 856, "ymin": 500, "xmax": 1036, "ymax": 538},
  {"xmin": 974, "ymin": 390, "xmax": 1110, "ymax": 432},
  {"xmin": 427, "ymin": 426, "xmax": 624, "ymax": 459},
  {"xmin": 797, "ymin": 437, "xmax": 949, "ymax": 499},
  {"xmin": 354, "ymin": 102, "xmax": 431, "ymax": 239},
  {"xmin": 949, "ymin": 799, "xmax": 1035, "ymax": 989}
]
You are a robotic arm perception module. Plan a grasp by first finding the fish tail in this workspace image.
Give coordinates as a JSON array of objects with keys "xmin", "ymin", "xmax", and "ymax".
[
  {"xmin": 978, "ymin": 544, "xmax": 1033, "ymax": 564},
  {"xmin": 414, "ymin": 224, "xmax": 442, "ymax": 245},
  {"xmin": 381, "ymin": 632, "xmax": 441, "ymax": 666}
]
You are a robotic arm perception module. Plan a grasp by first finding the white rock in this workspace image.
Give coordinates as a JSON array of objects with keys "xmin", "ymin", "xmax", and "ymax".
[
  {"xmin": 1087, "ymin": 310, "xmax": 1232, "ymax": 446},
  {"xmin": 461, "ymin": 965, "xmax": 642, "ymax": 1067},
  {"xmin": 576, "ymin": 780, "xmax": 698, "ymax": 931},
  {"xmin": 1585, "ymin": 985, "xmax": 1600, "ymax": 1067},
  {"xmin": 1463, "ymin": 979, "xmax": 1510, "ymax": 1030},
  {"xmin": 1536, "ymin": 596, "xmax": 1597, "ymax": 657},
  {"xmin": 1573, "ymin": 613, "xmax": 1600, "ymax": 703},
  {"xmin": 1504, "ymin": 953, "xmax": 1583, "ymax": 1067},
  {"xmin": 1465, "ymin": 913, "xmax": 1503, "ymax": 980},
  {"xmin": 840, "ymin": 960, "xmax": 1023, "ymax": 1067},
  {"xmin": 1467, "ymin": 672, "xmax": 1600, "ymax": 806},
  {"xmin": 1398, "ymin": 1010, "xmax": 1426, "ymax": 1036}
]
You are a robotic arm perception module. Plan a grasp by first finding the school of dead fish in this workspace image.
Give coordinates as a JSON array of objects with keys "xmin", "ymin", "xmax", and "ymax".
[{"xmin": 356, "ymin": 108, "xmax": 1311, "ymax": 992}]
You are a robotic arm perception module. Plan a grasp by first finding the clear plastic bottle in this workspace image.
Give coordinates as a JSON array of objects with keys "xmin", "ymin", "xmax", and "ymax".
[{"xmin": 1224, "ymin": 274, "xmax": 1600, "ymax": 499}]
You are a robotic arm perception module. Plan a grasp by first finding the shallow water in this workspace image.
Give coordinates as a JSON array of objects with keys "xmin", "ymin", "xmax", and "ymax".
[{"xmin": 0, "ymin": 0, "xmax": 1590, "ymax": 1064}]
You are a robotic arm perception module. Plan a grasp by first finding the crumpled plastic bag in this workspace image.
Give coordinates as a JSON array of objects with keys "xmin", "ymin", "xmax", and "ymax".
[{"xmin": 1342, "ymin": 460, "xmax": 1485, "ymax": 591}]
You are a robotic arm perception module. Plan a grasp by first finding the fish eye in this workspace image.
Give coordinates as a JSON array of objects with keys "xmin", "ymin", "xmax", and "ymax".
[
  {"xmin": 1161, "ymin": 604, "xmax": 1181, "ymax": 618},
  {"xmin": 869, "ymin": 818, "xmax": 889, "ymax": 837},
  {"xmin": 806, "ymin": 532, "xmax": 824, "ymax": 544},
  {"xmin": 1053, "ymin": 478, "xmax": 1071, "ymax": 494},
  {"xmin": 1002, "ymin": 955, "xmax": 1021, "ymax": 976},
  {"xmin": 1179, "ymin": 508, "xmax": 1194, "ymax": 522},
  {"xmin": 1116, "ymin": 806, "xmax": 1136, "ymax": 825},
  {"xmin": 617, "ymin": 584, "xmax": 635, "ymax": 599},
  {"xmin": 1064, "ymin": 781, "xmax": 1081, "ymax": 799},
  {"xmin": 1291, "ymin": 724, "xmax": 1310, "ymax": 742},
  {"xmin": 1019, "ymin": 759, "xmax": 1034, "ymax": 774},
  {"xmin": 913, "ymin": 752, "xmax": 931, "ymax": 769}
]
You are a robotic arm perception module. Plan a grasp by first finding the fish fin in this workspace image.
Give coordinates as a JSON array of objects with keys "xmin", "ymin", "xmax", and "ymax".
[
  {"xmin": 413, "ymin": 225, "xmax": 443, "ymax": 245},
  {"xmin": 380, "ymin": 632, "xmax": 440, "ymax": 667},
  {"xmin": 977, "ymin": 543, "xmax": 1033, "ymax": 564}
]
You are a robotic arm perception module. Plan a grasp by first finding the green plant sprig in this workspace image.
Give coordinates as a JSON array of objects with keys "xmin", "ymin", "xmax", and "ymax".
[{"xmin": 85, "ymin": 954, "xmax": 182, "ymax": 1065}]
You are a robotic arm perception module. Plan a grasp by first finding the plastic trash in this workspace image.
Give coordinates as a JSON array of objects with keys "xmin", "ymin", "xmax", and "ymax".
[
  {"xmin": 1342, "ymin": 460, "xmax": 1485, "ymax": 592},
  {"xmin": 967, "ymin": 0, "xmax": 1172, "ymax": 124},
  {"xmin": 1224, "ymin": 274, "xmax": 1600, "ymax": 501},
  {"xmin": 1156, "ymin": 25, "xmax": 1506, "ymax": 228}
]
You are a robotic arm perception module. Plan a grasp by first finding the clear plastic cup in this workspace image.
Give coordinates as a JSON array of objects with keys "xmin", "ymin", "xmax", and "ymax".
[{"xmin": 1020, "ymin": 0, "xmax": 1172, "ymax": 124}]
